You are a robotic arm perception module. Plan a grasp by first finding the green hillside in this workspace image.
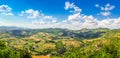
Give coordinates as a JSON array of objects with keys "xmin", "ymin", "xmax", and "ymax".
[{"xmin": 0, "ymin": 28, "xmax": 120, "ymax": 58}]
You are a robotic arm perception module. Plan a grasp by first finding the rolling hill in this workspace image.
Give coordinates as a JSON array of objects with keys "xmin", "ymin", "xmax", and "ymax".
[{"xmin": 0, "ymin": 27, "xmax": 120, "ymax": 58}]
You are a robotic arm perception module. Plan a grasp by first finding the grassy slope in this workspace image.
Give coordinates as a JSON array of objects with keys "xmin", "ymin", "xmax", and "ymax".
[
  {"xmin": 58, "ymin": 29, "xmax": 120, "ymax": 58},
  {"xmin": 0, "ymin": 28, "xmax": 120, "ymax": 58}
]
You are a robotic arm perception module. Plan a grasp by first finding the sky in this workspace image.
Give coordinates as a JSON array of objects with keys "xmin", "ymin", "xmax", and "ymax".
[{"xmin": 0, "ymin": 0, "xmax": 120, "ymax": 30}]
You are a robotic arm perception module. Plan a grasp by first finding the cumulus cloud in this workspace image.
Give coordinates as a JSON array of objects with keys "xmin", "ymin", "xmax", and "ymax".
[
  {"xmin": 95, "ymin": 3, "xmax": 115, "ymax": 16},
  {"xmin": 32, "ymin": 16, "xmax": 57, "ymax": 25},
  {"xmin": 19, "ymin": 9, "xmax": 57, "ymax": 25},
  {"xmin": 61, "ymin": 1, "xmax": 120, "ymax": 30},
  {"xmin": 82, "ymin": 15, "xmax": 98, "ymax": 28},
  {"xmin": 31, "ymin": 15, "xmax": 57, "ymax": 25},
  {"xmin": 100, "ymin": 11, "xmax": 111, "ymax": 16},
  {"xmin": 98, "ymin": 18, "xmax": 120, "ymax": 29},
  {"xmin": 19, "ymin": 9, "xmax": 39, "ymax": 19},
  {"xmin": 0, "ymin": 5, "xmax": 13, "ymax": 16},
  {"xmin": 101, "ymin": 3, "xmax": 115, "ymax": 11},
  {"xmin": 0, "ymin": 5, "xmax": 11, "ymax": 12},
  {"xmin": 65, "ymin": 1, "xmax": 82, "ymax": 13},
  {"xmin": 18, "ymin": 2, "xmax": 120, "ymax": 30},
  {"xmin": 29, "ymin": 17, "xmax": 120, "ymax": 30},
  {"xmin": 64, "ymin": 1, "xmax": 99, "ymax": 29},
  {"xmin": 68, "ymin": 13, "xmax": 82, "ymax": 22},
  {"xmin": 42, "ymin": 15, "xmax": 57, "ymax": 23}
]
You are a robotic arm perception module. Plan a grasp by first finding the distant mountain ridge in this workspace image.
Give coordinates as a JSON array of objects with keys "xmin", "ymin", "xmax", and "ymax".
[
  {"xmin": 0, "ymin": 26, "xmax": 110, "ymax": 30},
  {"xmin": 0, "ymin": 26, "xmax": 110, "ymax": 39},
  {"xmin": 0, "ymin": 26, "xmax": 28, "ymax": 30}
]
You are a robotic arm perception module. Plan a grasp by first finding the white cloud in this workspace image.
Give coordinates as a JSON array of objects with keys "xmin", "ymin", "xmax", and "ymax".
[
  {"xmin": 73, "ymin": 15, "xmax": 99, "ymax": 29},
  {"xmin": 19, "ymin": 9, "xmax": 39, "ymax": 19},
  {"xmin": 98, "ymin": 18, "xmax": 120, "ymax": 29},
  {"xmin": 100, "ymin": 11, "xmax": 111, "ymax": 16},
  {"xmin": 32, "ymin": 20, "xmax": 46, "ymax": 25},
  {"xmin": 65, "ymin": 1, "xmax": 82, "ymax": 13},
  {"xmin": 100, "ymin": 3, "xmax": 115, "ymax": 11},
  {"xmin": 0, "ymin": 5, "xmax": 13, "ymax": 16},
  {"xmin": 65, "ymin": 1, "xmax": 83, "ymax": 26},
  {"xmin": 61, "ymin": 2, "xmax": 120, "ymax": 30},
  {"xmin": 65, "ymin": 2, "xmax": 97, "ymax": 28},
  {"xmin": 0, "ymin": 5, "xmax": 11, "ymax": 12},
  {"xmin": 14, "ymin": 2, "xmax": 120, "ymax": 30},
  {"xmin": 82, "ymin": 15, "xmax": 98, "ymax": 27},
  {"xmin": 96, "ymin": 3, "xmax": 115, "ymax": 16},
  {"xmin": 64, "ymin": 1, "xmax": 74, "ymax": 10},
  {"xmin": 19, "ymin": 9, "xmax": 57, "ymax": 24},
  {"xmin": 64, "ymin": 1, "xmax": 99, "ymax": 28},
  {"xmin": 68, "ymin": 13, "xmax": 82, "ymax": 22},
  {"xmin": 42, "ymin": 15, "xmax": 57, "ymax": 23},
  {"xmin": 2, "ymin": 12, "xmax": 13, "ymax": 16},
  {"xmin": 28, "ymin": 17, "xmax": 120, "ymax": 30}
]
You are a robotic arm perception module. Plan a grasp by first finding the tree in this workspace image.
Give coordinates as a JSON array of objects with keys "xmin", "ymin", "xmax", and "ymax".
[{"xmin": 55, "ymin": 41, "xmax": 66, "ymax": 55}]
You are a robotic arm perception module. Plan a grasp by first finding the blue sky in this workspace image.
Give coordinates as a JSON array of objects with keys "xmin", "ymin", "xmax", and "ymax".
[{"xmin": 0, "ymin": 0, "xmax": 120, "ymax": 30}]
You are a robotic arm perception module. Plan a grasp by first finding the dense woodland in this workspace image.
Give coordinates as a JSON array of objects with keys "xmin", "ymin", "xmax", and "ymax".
[{"xmin": 0, "ymin": 27, "xmax": 120, "ymax": 58}]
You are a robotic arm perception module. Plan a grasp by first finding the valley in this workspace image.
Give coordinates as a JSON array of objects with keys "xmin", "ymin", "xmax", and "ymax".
[{"xmin": 0, "ymin": 27, "xmax": 120, "ymax": 58}]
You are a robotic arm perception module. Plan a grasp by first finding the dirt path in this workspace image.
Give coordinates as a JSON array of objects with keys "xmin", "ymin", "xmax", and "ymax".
[{"xmin": 32, "ymin": 56, "xmax": 50, "ymax": 58}]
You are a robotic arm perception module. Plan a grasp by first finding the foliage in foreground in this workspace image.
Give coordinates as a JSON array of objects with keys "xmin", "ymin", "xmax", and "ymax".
[
  {"xmin": 0, "ymin": 41, "xmax": 32, "ymax": 58},
  {"xmin": 57, "ymin": 30, "xmax": 120, "ymax": 58}
]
